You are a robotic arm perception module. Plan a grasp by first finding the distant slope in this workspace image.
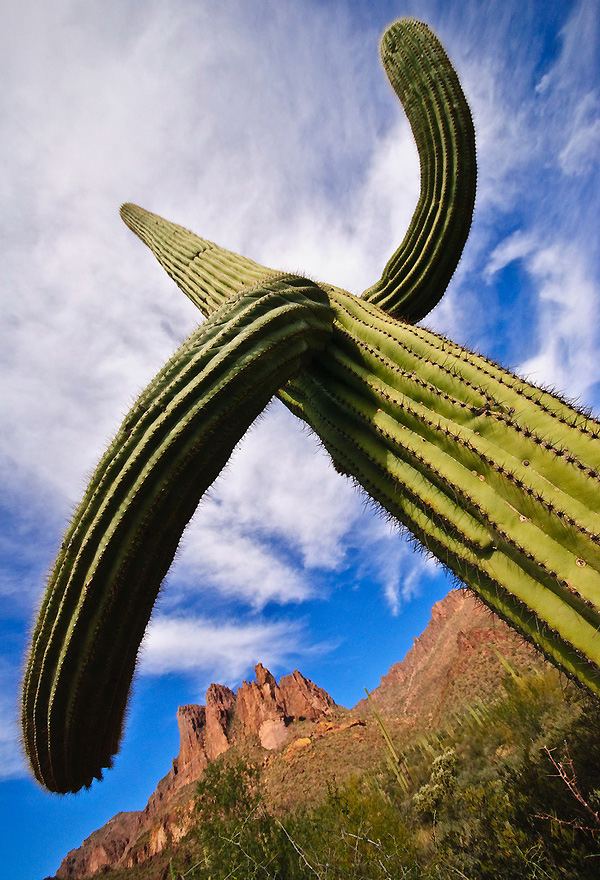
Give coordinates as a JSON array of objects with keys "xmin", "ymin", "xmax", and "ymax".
[{"xmin": 356, "ymin": 588, "xmax": 543, "ymax": 726}]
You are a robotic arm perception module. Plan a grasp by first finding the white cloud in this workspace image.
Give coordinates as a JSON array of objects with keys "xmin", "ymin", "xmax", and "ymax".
[
  {"xmin": 0, "ymin": 1, "xmax": 375, "ymax": 619},
  {"xmin": 536, "ymin": 1, "xmax": 600, "ymax": 181},
  {"xmin": 0, "ymin": 661, "xmax": 24, "ymax": 780},
  {"xmin": 189, "ymin": 405, "xmax": 361, "ymax": 570},
  {"xmin": 484, "ymin": 227, "xmax": 599, "ymax": 401},
  {"xmin": 559, "ymin": 93, "xmax": 600, "ymax": 176},
  {"xmin": 172, "ymin": 506, "xmax": 313, "ymax": 610},
  {"xmin": 0, "ymin": 0, "xmax": 424, "ymax": 623},
  {"xmin": 484, "ymin": 230, "xmax": 537, "ymax": 280},
  {"xmin": 140, "ymin": 614, "xmax": 308, "ymax": 683},
  {"xmin": 0, "ymin": 709, "xmax": 22, "ymax": 781},
  {"xmin": 518, "ymin": 243, "xmax": 599, "ymax": 399},
  {"xmin": 355, "ymin": 516, "xmax": 441, "ymax": 617}
]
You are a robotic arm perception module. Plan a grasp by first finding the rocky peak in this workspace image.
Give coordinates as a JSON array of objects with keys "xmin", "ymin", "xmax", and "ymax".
[
  {"xmin": 56, "ymin": 663, "xmax": 336, "ymax": 878},
  {"xmin": 205, "ymin": 684, "xmax": 235, "ymax": 761},
  {"xmin": 175, "ymin": 705, "xmax": 206, "ymax": 777},
  {"xmin": 255, "ymin": 662, "xmax": 278, "ymax": 690},
  {"xmin": 235, "ymin": 662, "xmax": 335, "ymax": 749},
  {"xmin": 279, "ymin": 670, "xmax": 336, "ymax": 721}
]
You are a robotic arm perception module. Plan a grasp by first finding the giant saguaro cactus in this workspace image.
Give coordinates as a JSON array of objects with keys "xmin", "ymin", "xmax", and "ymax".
[{"xmin": 22, "ymin": 19, "xmax": 599, "ymax": 794}]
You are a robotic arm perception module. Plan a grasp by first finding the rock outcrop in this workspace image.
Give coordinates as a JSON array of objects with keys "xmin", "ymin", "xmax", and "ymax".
[
  {"xmin": 55, "ymin": 664, "xmax": 335, "ymax": 879},
  {"xmin": 235, "ymin": 662, "xmax": 336, "ymax": 749}
]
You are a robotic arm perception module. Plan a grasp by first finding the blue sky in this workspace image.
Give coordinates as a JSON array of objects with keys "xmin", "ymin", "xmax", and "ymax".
[{"xmin": 1, "ymin": 1, "xmax": 599, "ymax": 877}]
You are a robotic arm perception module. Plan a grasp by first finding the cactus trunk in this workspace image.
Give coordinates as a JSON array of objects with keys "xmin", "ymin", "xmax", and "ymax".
[{"xmin": 284, "ymin": 288, "xmax": 600, "ymax": 694}]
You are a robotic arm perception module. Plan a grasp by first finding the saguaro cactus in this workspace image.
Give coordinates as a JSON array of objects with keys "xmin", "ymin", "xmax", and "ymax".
[{"xmin": 22, "ymin": 19, "xmax": 600, "ymax": 794}]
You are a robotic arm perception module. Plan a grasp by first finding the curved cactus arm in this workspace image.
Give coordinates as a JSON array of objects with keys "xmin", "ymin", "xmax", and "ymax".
[
  {"xmin": 362, "ymin": 19, "xmax": 476, "ymax": 322},
  {"xmin": 120, "ymin": 203, "xmax": 274, "ymax": 317},
  {"xmin": 21, "ymin": 275, "xmax": 332, "ymax": 794}
]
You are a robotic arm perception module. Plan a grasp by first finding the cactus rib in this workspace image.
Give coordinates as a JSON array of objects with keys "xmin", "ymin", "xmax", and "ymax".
[{"xmin": 22, "ymin": 276, "xmax": 333, "ymax": 793}]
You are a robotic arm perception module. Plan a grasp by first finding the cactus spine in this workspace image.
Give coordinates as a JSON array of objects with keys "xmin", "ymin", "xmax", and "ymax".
[{"xmin": 22, "ymin": 19, "xmax": 600, "ymax": 793}]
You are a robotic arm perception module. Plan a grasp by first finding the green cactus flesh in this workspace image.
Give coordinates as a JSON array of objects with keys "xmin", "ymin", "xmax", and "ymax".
[
  {"xmin": 22, "ymin": 18, "xmax": 600, "ymax": 793},
  {"xmin": 22, "ymin": 277, "xmax": 332, "ymax": 793},
  {"xmin": 117, "ymin": 202, "xmax": 600, "ymax": 695}
]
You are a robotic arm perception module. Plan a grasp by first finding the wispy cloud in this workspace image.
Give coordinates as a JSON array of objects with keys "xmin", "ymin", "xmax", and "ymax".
[
  {"xmin": 0, "ymin": 661, "xmax": 24, "ymax": 780},
  {"xmin": 353, "ymin": 515, "xmax": 441, "ymax": 617},
  {"xmin": 486, "ymin": 230, "xmax": 599, "ymax": 399},
  {"xmin": 140, "ymin": 614, "xmax": 311, "ymax": 683},
  {"xmin": 518, "ymin": 244, "xmax": 598, "ymax": 400}
]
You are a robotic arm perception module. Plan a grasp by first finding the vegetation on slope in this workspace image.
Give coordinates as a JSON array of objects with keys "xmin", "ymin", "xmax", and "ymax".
[{"xmin": 100, "ymin": 664, "xmax": 600, "ymax": 880}]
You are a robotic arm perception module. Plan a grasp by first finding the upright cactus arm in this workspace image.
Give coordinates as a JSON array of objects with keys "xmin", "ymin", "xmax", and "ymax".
[
  {"xmin": 361, "ymin": 19, "xmax": 476, "ymax": 321},
  {"xmin": 21, "ymin": 276, "xmax": 332, "ymax": 793}
]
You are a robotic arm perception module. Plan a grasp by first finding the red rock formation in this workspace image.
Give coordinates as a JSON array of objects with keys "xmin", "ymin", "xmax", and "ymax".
[
  {"xmin": 236, "ymin": 663, "xmax": 293, "ymax": 749},
  {"xmin": 279, "ymin": 670, "xmax": 336, "ymax": 721},
  {"xmin": 204, "ymin": 684, "xmax": 235, "ymax": 760},
  {"xmin": 54, "ymin": 593, "xmax": 544, "ymax": 879},
  {"xmin": 55, "ymin": 663, "xmax": 336, "ymax": 879},
  {"xmin": 175, "ymin": 705, "xmax": 207, "ymax": 777}
]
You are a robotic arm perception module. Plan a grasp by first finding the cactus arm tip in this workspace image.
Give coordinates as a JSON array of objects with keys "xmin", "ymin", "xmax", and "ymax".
[{"xmin": 119, "ymin": 202, "xmax": 275, "ymax": 318}]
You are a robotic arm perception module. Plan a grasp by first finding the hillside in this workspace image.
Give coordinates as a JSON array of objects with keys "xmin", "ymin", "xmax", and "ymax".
[{"xmin": 53, "ymin": 590, "xmax": 547, "ymax": 879}]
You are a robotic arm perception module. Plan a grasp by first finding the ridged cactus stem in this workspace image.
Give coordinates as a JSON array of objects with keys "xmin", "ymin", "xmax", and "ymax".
[
  {"xmin": 281, "ymin": 288, "xmax": 600, "ymax": 694},
  {"xmin": 120, "ymin": 201, "xmax": 600, "ymax": 694},
  {"xmin": 120, "ymin": 203, "xmax": 274, "ymax": 315},
  {"xmin": 22, "ymin": 276, "xmax": 332, "ymax": 793}
]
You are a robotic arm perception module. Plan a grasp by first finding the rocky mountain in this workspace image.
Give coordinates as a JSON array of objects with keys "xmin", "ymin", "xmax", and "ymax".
[
  {"xmin": 55, "ymin": 664, "xmax": 337, "ymax": 878},
  {"xmin": 53, "ymin": 590, "xmax": 544, "ymax": 879}
]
